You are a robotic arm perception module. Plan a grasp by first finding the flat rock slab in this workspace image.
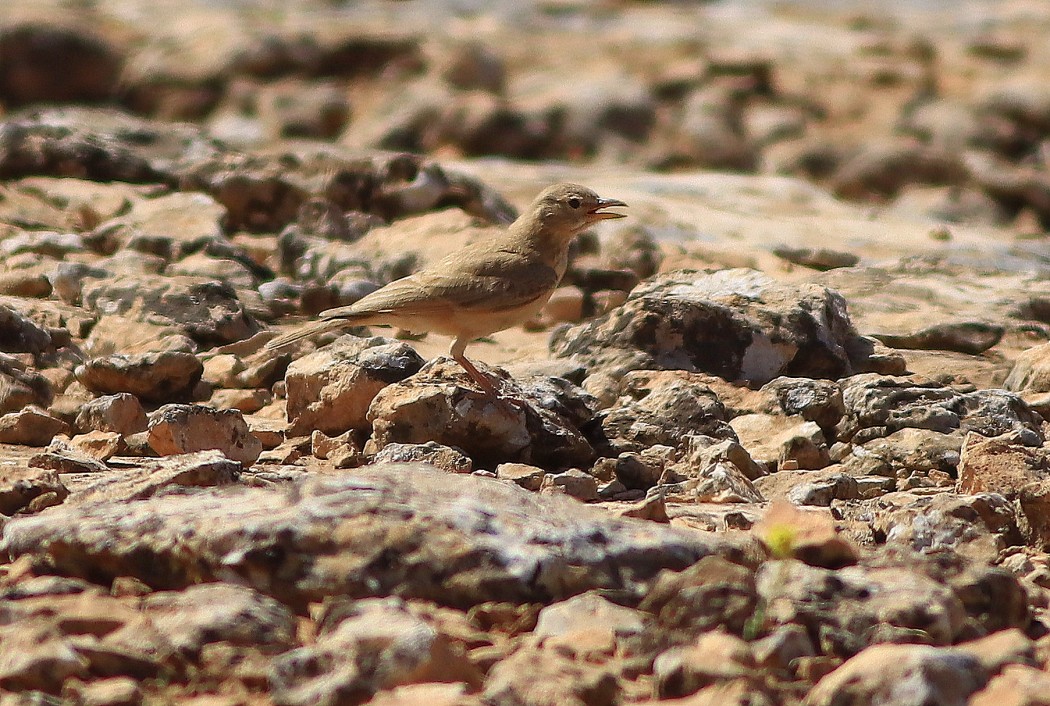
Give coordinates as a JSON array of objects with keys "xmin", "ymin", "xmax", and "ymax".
[{"xmin": 1, "ymin": 464, "xmax": 746, "ymax": 610}]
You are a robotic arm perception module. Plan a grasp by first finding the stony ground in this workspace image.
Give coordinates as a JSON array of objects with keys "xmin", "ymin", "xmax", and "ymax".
[{"xmin": 3, "ymin": 1, "xmax": 1050, "ymax": 705}]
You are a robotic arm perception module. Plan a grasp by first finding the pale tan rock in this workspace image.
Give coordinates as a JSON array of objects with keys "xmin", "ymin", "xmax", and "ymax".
[
  {"xmin": 0, "ymin": 405, "xmax": 69, "ymax": 446},
  {"xmin": 0, "ymin": 465, "xmax": 68, "ymax": 515},
  {"xmin": 807, "ymin": 644, "xmax": 988, "ymax": 706},
  {"xmin": 373, "ymin": 441, "xmax": 472, "ymax": 474},
  {"xmin": 969, "ymin": 664, "xmax": 1050, "ymax": 706},
  {"xmin": 958, "ymin": 432, "xmax": 1050, "ymax": 496},
  {"xmin": 496, "ymin": 462, "xmax": 547, "ymax": 491},
  {"xmin": 270, "ymin": 598, "xmax": 482, "ymax": 705},
  {"xmin": 75, "ymin": 393, "xmax": 148, "ymax": 435},
  {"xmin": 542, "ymin": 285, "xmax": 585, "ymax": 324},
  {"xmin": 208, "ymin": 387, "xmax": 272, "ymax": 414},
  {"xmin": 730, "ymin": 413, "xmax": 830, "ymax": 470},
  {"xmin": 147, "ymin": 404, "xmax": 261, "ymax": 466},
  {"xmin": 654, "ymin": 630, "xmax": 756, "ymax": 699},
  {"xmin": 285, "ymin": 336, "xmax": 424, "ymax": 436},
  {"xmin": 369, "ymin": 359, "xmax": 593, "ymax": 469},
  {"xmin": 1006, "ymin": 343, "xmax": 1050, "ymax": 393},
  {"xmin": 535, "ymin": 591, "xmax": 644, "ymax": 643},
  {"xmin": 68, "ymin": 430, "xmax": 125, "ymax": 461},
  {"xmin": 952, "ymin": 629, "xmax": 1036, "ymax": 675},
  {"xmin": 76, "ymin": 351, "xmax": 203, "ymax": 403},
  {"xmin": 540, "ymin": 469, "xmax": 599, "ymax": 502}
]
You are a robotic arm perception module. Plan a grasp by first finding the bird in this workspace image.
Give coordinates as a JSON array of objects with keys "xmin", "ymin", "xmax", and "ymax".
[{"xmin": 265, "ymin": 182, "xmax": 627, "ymax": 399}]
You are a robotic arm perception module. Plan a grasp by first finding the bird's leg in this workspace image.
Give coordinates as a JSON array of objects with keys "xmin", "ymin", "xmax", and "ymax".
[{"xmin": 449, "ymin": 338, "xmax": 528, "ymax": 411}]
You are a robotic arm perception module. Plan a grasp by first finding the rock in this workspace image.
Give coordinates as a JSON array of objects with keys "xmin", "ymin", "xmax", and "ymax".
[
  {"xmin": 147, "ymin": 404, "xmax": 262, "ymax": 465},
  {"xmin": 0, "ymin": 354, "xmax": 53, "ymax": 414},
  {"xmin": 0, "ymin": 303, "xmax": 53, "ymax": 354},
  {"xmin": 496, "ymin": 462, "xmax": 548, "ymax": 491},
  {"xmin": 0, "ymin": 465, "xmax": 68, "ymax": 515},
  {"xmin": 29, "ymin": 436, "xmax": 108, "ymax": 474},
  {"xmin": 784, "ymin": 472, "xmax": 860, "ymax": 506},
  {"xmin": 970, "ymin": 665, "xmax": 1050, "ymax": 706},
  {"xmin": 441, "ymin": 42, "xmax": 506, "ymax": 93},
  {"xmin": 0, "ymin": 619, "xmax": 89, "ymax": 691},
  {"xmin": 0, "ymin": 271, "xmax": 53, "ymax": 298},
  {"xmin": 657, "ymin": 453, "xmax": 765, "ymax": 504},
  {"xmin": 807, "ymin": 644, "xmax": 988, "ymax": 706},
  {"xmin": 598, "ymin": 223, "xmax": 663, "ymax": 280},
  {"xmin": 639, "ymin": 556, "xmax": 758, "ymax": 636},
  {"xmin": 70, "ymin": 677, "xmax": 142, "ymax": 706},
  {"xmin": 594, "ymin": 370, "xmax": 735, "ymax": 455},
  {"xmin": 81, "ymin": 276, "xmax": 259, "ymax": 347},
  {"xmin": 534, "ymin": 592, "xmax": 644, "ymax": 642},
  {"xmin": 76, "ymin": 351, "xmax": 203, "ymax": 403},
  {"xmin": 285, "ymin": 336, "xmax": 425, "ymax": 436},
  {"xmin": 551, "ymin": 269, "xmax": 863, "ymax": 385},
  {"xmin": 772, "ymin": 246, "xmax": 859, "ymax": 271},
  {"xmin": 540, "ymin": 469, "xmax": 600, "ymax": 502},
  {"xmin": 75, "ymin": 393, "xmax": 148, "ymax": 435},
  {"xmin": 873, "ymin": 321, "xmax": 1005, "ymax": 355},
  {"xmin": 1005, "ymin": 342, "xmax": 1050, "ymax": 393},
  {"xmin": 730, "ymin": 413, "xmax": 830, "ymax": 470},
  {"xmin": 757, "ymin": 559, "xmax": 967, "ymax": 652},
  {"xmin": 271, "ymin": 597, "xmax": 481, "ymax": 706},
  {"xmin": 67, "ymin": 450, "xmax": 240, "ymax": 506},
  {"xmin": 838, "ymin": 375, "xmax": 1044, "ymax": 447},
  {"xmin": 0, "ymin": 406, "xmax": 69, "ymax": 446},
  {"xmin": 0, "ymin": 23, "xmax": 123, "ymax": 107},
  {"xmin": 96, "ymin": 191, "xmax": 226, "ymax": 261},
  {"xmin": 656, "ymin": 85, "xmax": 756, "ymax": 171},
  {"xmin": 368, "ymin": 359, "xmax": 594, "ymax": 470},
  {"xmin": 953, "ymin": 629, "xmax": 1036, "ymax": 675},
  {"xmin": 373, "ymin": 441, "xmax": 472, "ymax": 474},
  {"xmin": 654, "ymin": 631, "xmax": 757, "ymax": 699},
  {"xmin": 870, "ymin": 492, "xmax": 1021, "ymax": 559},
  {"xmin": 310, "ymin": 430, "xmax": 363, "ymax": 468},
  {"xmin": 483, "ymin": 645, "xmax": 619, "ymax": 706},
  {"xmin": 143, "ymin": 583, "xmax": 297, "ymax": 655},
  {"xmin": 68, "ymin": 430, "xmax": 126, "ymax": 461},
  {"xmin": 2, "ymin": 466, "xmax": 742, "ymax": 609},
  {"xmin": 958, "ymin": 433, "xmax": 1050, "ymax": 496},
  {"xmin": 762, "ymin": 377, "xmax": 845, "ymax": 433},
  {"xmin": 830, "ymin": 141, "xmax": 968, "ymax": 200}
]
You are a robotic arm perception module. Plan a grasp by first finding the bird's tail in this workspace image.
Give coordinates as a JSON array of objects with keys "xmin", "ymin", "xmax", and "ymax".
[{"xmin": 264, "ymin": 317, "xmax": 357, "ymax": 351}]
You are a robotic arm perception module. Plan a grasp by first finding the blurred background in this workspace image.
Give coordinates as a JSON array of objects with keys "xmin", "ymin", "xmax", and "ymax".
[{"xmin": 3, "ymin": 0, "xmax": 1050, "ymax": 233}]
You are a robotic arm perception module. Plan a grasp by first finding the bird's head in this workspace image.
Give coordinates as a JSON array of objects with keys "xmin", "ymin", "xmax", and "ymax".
[{"xmin": 527, "ymin": 183, "xmax": 627, "ymax": 240}]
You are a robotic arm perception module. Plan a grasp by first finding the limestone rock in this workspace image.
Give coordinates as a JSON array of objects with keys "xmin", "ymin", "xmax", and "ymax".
[
  {"xmin": 372, "ymin": 441, "xmax": 472, "ymax": 474},
  {"xmin": 0, "ymin": 465, "xmax": 69, "ymax": 515},
  {"xmin": 81, "ymin": 276, "xmax": 259, "ymax": 347},
  {"xmin": 838, "ymin": 375, "xmax": 1044, "ymax": 447},
  {"xmin": 594, "ymin": 370, "xmax": 735, "ymax": 456},
  {"xmin": 285, "ymin": 336, "xmax": 424, "ymax": 436},
  {"xmin": 1005, "ymin": 342, "xmax": 1050, "ymax": 393},
  {"xmin": 74, "ymin": 393, "xmax": 148, "ymax": 435},
  {"xmin": 76, "ymin": 351, "xmax": 203, "ymax": 403},
  {"xmin": 147, "ymin": 404, "xmax": 262, "ymax": 465},
  {"xmin": 368, "ymin": 359, "xmax": 594, "ymax": 470},
  {"xmin": 551, "ymin": 269, "xmax": 863, "ymax": 385},
  {"xmin": 807, "ymin": 644, "xmax": 987, "ymax": 706},
  {"xmin": 270, "ymin": 598, "xmax": 482, "ymax": 706},
  {"xmin": 0, "ymin": 303, "xmax": 53, "ymax": 354},
  {"xmin": 2, "ymin": 466, "xmax": 743, "ymax": 609},
  {"xmin": 143, "ymin": 583, "xmax": 297, "ymax": 655},
  {"xmin": 0, "ymin": 406, "xmax": 69, "ymax": 446},
  {"xmin": 0, "ymin": 354, "xmax": 53, "ymax": 414}
]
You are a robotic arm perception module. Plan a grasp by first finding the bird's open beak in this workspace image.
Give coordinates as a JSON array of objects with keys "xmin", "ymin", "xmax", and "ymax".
[{"xmin": 588, "ymin": 197, "xmax": 628, "ymax": 221}]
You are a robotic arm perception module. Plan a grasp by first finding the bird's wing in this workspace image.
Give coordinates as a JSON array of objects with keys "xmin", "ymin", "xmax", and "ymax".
[{"xmin": 321, "ymin": 252, "xmax": 559, "ymax": 320}]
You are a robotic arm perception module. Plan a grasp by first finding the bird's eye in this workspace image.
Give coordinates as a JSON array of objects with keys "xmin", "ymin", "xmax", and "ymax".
[{"xmin": 568, "ymin": 197, "xmax": 581, "ymax": 209}]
